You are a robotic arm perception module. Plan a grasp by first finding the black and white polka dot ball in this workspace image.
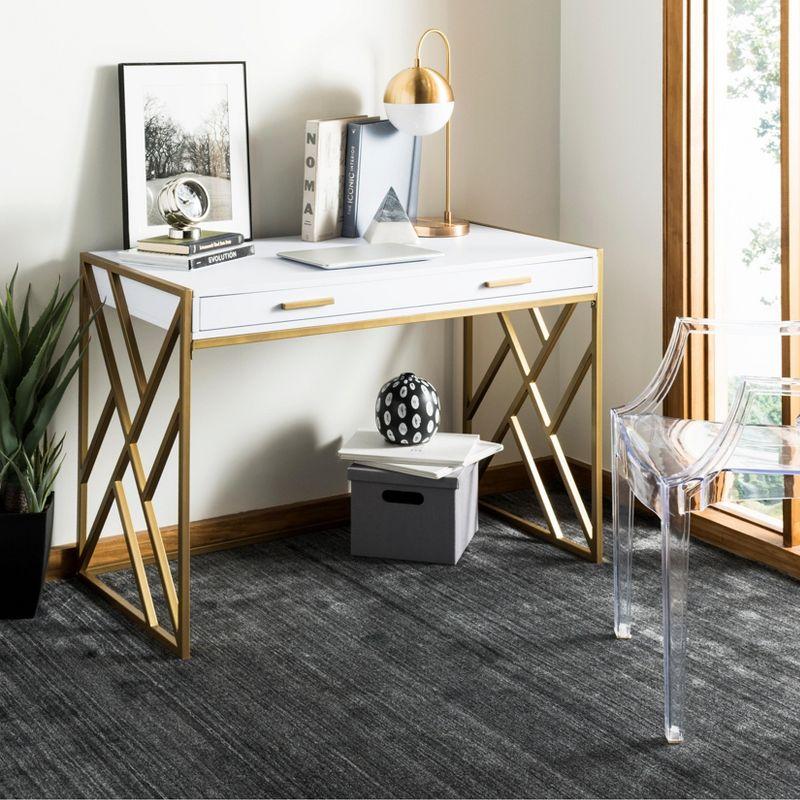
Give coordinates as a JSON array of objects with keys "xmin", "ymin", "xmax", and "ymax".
[{"xmin": 375, "ymin": 372, "xmax": 441, "ymax": 445}]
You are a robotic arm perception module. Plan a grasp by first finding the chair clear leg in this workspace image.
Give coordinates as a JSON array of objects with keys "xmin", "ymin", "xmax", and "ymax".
[
  {"xmin": 660, "ymin": 485, "xmax": 690, "ymax": 744},
  {"xmin": 612, "ymin": 457, "xmax": 634, "ymax": 639}
]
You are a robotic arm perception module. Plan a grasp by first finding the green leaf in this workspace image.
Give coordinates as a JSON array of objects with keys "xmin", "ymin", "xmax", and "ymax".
[
  {"xmin": 0, "ymin": 447, "xmax": 14, "ymax": 487},
  {"xmin": 17, "ymin": 461, "xmax": 40, "ymax": 512},
  {"xmin": 20, "ymin": 278, "xmax": 62, "ymax": 367},
  {"xmin": 18, "ymin": 283, "xmax": 31, "ymax": 343},
  {"xmin": 22, "ymin": 351, "xmax": 83, "ymax": 454},
  {"xmin": 0, "ymin": 302, "xmax": 22, "ymax": 388},
  {"xmin": 4, "ymin": 267, "xmax": 18, "ymax": 333},
  {"xmin": 2, "ymin": 451, "xmax": 38, "ymax": 512},
  {"xmin": 13, "ymin": 322, "xmax": 62, "ymax": 435},
  {"xmin": 5, "ymin": 435, "xmax": 64, "ymax": 513},
  {"xmin": 6, "ymin": 266, "xmax": 18, "ymax": 297},
  {"xmin": 0, "ymin": 380, "xmax": 20, "ymax": 455},
  {"xmin": 37, "ymin": 317, "xmax": 86, "ymax": 398},
  {"xmin": 39, "ymin": 451, "xmax": 63, "ymax": 505},
  {"xmin": 18, "ymin": 280, "xmax": 74, "ymax": 387}
]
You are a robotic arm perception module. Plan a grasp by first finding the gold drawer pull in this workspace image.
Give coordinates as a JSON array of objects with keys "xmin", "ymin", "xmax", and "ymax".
[
  {"xmin": 281, "ymin": 297, "xmax": 335, "ymax": 311},
  {"xmin": 483, "ymin": 276, "xmax": 532, "ymax": 289}
]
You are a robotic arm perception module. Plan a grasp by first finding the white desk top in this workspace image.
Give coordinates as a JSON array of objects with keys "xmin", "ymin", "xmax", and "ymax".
[
  {"xmin": 87, "ymin": 225, "xmax": 599, "ymax": 345},
  {"xmin": 91, "ymin": 225, "xmax": 595, "ymax": 296}
]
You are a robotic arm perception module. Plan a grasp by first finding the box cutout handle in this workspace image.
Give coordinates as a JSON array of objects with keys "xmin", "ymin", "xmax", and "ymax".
[{"xmin": 381, "ymin": 489, "xmax": 425, "ymax": 506}]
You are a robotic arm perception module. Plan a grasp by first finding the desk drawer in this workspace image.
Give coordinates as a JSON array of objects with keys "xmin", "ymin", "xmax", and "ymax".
[{"xmin": 198, "ymin": 257, "xmax": 594, "ymax": 332}]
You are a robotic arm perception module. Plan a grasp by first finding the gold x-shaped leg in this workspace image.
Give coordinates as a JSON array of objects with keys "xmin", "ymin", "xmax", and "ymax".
[
  {"xmin": 463, "ymin": 275, "xmax": 603, "ymax": 562},
  {"xmin": 76, "ymin": 258, "xmax": 193, "ymax": 657}
]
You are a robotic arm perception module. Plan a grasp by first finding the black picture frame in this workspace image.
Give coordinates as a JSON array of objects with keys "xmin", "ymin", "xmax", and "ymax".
[{"xmin": 118, "ymin": 61, "xmax": 253, "ymax": 248}]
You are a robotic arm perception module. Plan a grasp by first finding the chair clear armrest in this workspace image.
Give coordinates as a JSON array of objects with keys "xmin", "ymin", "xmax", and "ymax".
[
  {"xmin": 668, "ymin": 376, "xmax": 800, "ymax": 509},
  {"xmin": 614, "ymin": 318, "xmax": 691, "ymax": 417},
  {"xmin": 615, "ymin": 318, "xmax": 800, "ymax": 419}
]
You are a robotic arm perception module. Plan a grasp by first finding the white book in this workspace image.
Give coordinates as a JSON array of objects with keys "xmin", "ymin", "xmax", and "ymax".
[
  {"xmin": 338, "ymin": 429, "xmax": 479, "ymax": 467},
  {"xmin": 355, "ymin": 460, "xmax": 458, "ymax": 480},
  {"xmin": 301, "ymin": 115, "xmax": 375, "ymax": 242},
  {"xmin": 461, "ymin": 439, "xmax": 503, "ymax": 466},
  {"xmin": 116, "ymin": 244, "xmax": 254, "ymax": 271},
  {"xmin": 355, "ymin": 440, "xmax": 504, "ymax": 480}
]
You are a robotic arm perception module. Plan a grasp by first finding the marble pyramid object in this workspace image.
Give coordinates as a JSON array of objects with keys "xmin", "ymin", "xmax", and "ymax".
[{"xmin": 363, "ymin": 187, "xmax": 420, "ymax": 245}]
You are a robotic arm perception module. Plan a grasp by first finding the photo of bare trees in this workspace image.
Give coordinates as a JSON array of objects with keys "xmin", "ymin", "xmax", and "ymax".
[{"xmin": 143, "ymin": 83, "xmax": 231, "ymax": 224}]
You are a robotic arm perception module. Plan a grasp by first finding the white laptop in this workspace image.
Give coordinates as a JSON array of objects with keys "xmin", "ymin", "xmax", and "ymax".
[{"xmin": 277, "ymin": 243, "xmax": 444, "ymax": 270}]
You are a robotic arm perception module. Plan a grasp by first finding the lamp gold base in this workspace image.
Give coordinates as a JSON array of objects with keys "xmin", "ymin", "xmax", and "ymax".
[{"xmin": 413, "ymin": 216, "xmax": 470, "ymax": 237}]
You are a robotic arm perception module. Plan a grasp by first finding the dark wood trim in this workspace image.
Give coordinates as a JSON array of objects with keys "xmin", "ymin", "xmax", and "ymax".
[
  {"xmin": 690, "ymin": 509, "xmax": 800, "ymax": 580},
  {"xmin": 781, "ymin": 0, "xmax": 800, "ymax": 546},
  {"xmin": 50, "ymin": 456, "xmax": 800, "ymax": 581},
  {"xmin": 663, "ymin": 0, "xmax": 711, "ymax": 420},
  {"xmin": 565, "ymin": 458, "xmax": 800, "ymax": 580},
  {"xmin": 499, "ymin": 457, "xmax": 799, "ymax": 580},
  {"xmin": 663, "ymin": 0, "xmax": 689, "ymax": 417},
  {"xmin": 476, "ymin": 460, "xmax": 532, "ymax": 495},
  {"xmin": 48, "ymin": 493, "xmax": 351, "ymax": 579},
  {"xmin": 48, "ymin": 461, "xmax": 534, "ymax": 580},
  {"xmin": 661, "ymin": 0, "xmax": 800, "ymax": 564},
  {"xmin": 48, "ymin": 545, "xmax": 81, "ymax": 580}
]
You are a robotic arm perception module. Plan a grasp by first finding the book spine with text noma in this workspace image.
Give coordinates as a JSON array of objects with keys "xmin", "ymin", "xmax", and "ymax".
[
  {"xmin": 300, "ymin": 120, "xmax": 321, "ymax": 241},
  {"xmin": 301, "ymin": 116, "xmax": 373, "ymax": 241}
]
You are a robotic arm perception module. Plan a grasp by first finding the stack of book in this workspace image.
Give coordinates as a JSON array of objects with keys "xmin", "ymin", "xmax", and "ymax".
[
  {"xmin": 301, "ymin": 115, "xmax": 421, "ymax": 242},
  {"xmin": 338, "ymin": 429, "xmax": 502, "ymax": 479},
  {"xmin": 117, "ymin": 230, "xmax": 255, "ymax": 271}
]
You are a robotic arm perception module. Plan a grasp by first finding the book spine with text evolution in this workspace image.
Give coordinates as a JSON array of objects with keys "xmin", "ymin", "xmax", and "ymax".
[
  {"xmin": 341, "ymin": 121, "xmax": 364, "ymax": 238},
  {"xmin": 189, "ymin": 243, "xmax": 255, "ymax": 269},
  {"xmin": 300, "ymin": 120, "xmax": 320, "ymax": 241}
]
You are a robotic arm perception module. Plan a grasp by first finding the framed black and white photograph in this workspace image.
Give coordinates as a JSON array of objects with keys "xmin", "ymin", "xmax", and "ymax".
[{"xmin": 119, "ymin": 61, "xmax": 252, "ymax": 247}]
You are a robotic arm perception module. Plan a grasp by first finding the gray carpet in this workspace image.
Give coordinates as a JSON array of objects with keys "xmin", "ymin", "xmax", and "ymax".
[{"xmin": 1, "ymin": 491, "xmax": 800, "ymax": 799}]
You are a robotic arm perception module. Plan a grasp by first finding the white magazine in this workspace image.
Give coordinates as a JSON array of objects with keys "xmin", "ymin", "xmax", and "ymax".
[
  {"xmin": 355, "ymin": 440, "xmax": 503, "ymax": 480},
  {"xmin": 339, "ymin": 429, "xmax": 480, "ymax": 467}
]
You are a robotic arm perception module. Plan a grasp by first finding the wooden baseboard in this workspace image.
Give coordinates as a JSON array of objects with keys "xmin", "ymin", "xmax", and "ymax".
[
  {"xmin": 53, "ymin": 455, "xmax": 800, "ymax": 581},
  {"xmin": 477, "ymin": 460, "xmax": 530, "ymax": 495},
  {"xmin": 48, "ymin": 493, "xmax": 352, "ymax": 579},
  {"xmin": 47, "ymin": 460, "xmax": 532, "ymax": 580},
  {"xmin": 563, "ymin": 457, "xmax": 800, "ymax": 580},
  {"xmin": 685, "ymin": 509, "xmax": 800, "ymax": 580}
]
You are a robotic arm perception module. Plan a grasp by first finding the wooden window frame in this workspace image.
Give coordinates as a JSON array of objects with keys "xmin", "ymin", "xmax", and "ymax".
[{"xmin": 663, "ymin": 0, "xmax": 800, "ymax": 571}]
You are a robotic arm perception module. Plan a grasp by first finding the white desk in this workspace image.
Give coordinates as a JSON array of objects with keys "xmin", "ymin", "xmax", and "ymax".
[{"xmin": 77, "ymin": 223, "xmax": 603, "ymax": 657}]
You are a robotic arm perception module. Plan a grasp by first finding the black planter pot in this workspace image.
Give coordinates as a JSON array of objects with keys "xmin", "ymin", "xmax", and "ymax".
[{"xmin": 0, "ymin": 496, "xmax": 54, "ymax": 619}]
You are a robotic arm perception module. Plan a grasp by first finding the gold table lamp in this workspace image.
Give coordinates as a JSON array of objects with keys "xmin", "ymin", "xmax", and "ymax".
[{"xmin": 384, "ymin": 28, "xmax": 469, "ymax": 237}]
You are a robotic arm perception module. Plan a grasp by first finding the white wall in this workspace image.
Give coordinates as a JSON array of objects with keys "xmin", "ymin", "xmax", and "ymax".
[
  {"xmin": 1, "ymin": 0, "xmax": 563, "ymax": 546},
  {"xmin": 558, "ymin": 0, "xmax": 663, "ymax": 466},
  {"xmin": 449, "ymin": 0, "xmax": 563, "ymax": 464}
]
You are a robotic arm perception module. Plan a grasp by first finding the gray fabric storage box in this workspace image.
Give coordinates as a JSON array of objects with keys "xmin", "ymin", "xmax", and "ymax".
[{"xmin": 348, "ymin": 463, "xmax": 478, "ymax": 565}]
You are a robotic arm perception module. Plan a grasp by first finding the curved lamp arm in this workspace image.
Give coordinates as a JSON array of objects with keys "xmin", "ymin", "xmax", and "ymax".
[
  {"xmin": 415, "ymin": 28, "xmax": 453, "ymax": 224},
  {"xmin": 415, "ymin": 28, "xmax": 451, "ymax": 82}
]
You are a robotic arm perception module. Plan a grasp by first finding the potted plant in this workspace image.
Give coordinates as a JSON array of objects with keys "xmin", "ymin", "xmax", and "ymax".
[{"xmin": 0, "ymin": 269, "xmax": 90, "ymax": 619}]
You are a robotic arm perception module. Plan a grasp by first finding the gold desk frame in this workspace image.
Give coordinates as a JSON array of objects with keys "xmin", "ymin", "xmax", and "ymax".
[{"xmin": 77, "ymin": 235, "xmax": 603, "ymax": 659}]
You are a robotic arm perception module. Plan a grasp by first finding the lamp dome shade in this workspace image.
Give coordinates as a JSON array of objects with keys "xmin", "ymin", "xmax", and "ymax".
[{"xmin": 383, "ymin": 65, "xmax": 455, "ymax": 136}]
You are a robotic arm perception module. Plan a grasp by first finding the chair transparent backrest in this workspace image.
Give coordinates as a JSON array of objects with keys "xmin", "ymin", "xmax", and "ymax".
[{"xmin": 612, "ymin": 317, "xmax": 800, "ymax": 516}]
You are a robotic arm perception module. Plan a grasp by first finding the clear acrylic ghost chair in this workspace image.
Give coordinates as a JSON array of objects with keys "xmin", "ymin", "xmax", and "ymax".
[{"xmin": 612, "ymin": 317, "xmax": 800, "ymax": 743}]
